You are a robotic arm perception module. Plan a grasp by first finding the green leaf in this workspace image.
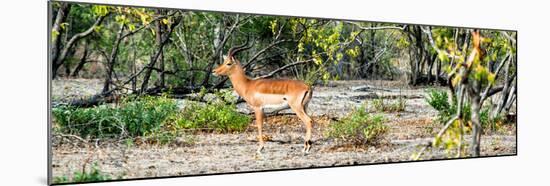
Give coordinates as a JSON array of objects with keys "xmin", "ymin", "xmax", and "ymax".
[
  {"xmin": 60, "ymin": 22, "xmax": 69, "ymax": 30},
  {"xmin": 128, "ymin": 24, "xmax": 136, "ymax": 31},
  {"xmin": 51, "ymin": 30, "xmax": 59, "ymax": 39}
]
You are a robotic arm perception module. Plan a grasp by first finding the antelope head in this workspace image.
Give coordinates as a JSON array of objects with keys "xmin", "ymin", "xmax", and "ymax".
[{"xmin": 212, "ymin": 38, "xmax": 250, "ymax": 76}]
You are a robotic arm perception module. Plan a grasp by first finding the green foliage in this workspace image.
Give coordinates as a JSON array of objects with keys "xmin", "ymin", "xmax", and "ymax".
[
  {"xmin": 52, "ymin": 96, "xmax": 178, "ymax": 138},
  {"xmin": 53, "ymin": 163, "xmax": 111, "ymax": 184},
  {"xmin": 426, "ymin": 89, "xmax": 502, "ymax": 132},
  {"xmin": 426, "ymin": 89, "xmax": 469, "ymax": 124},
  {"xmin": 324, "ymin": 104, "xmax": 388, "ymax": 145},
  {"xmin": 432, "ymin": 119, "xmax": 467, "ymax": 157},
  {"xmin": 480, "ymin": 108, "xmax": 506, "ymax": 132},
  {"xmin": 426, "ymin": 89, "xmax": 455, "ymax": 123},
  {"xmin": 174, "ymin": 101, "xmax": 251, "ymax": 133},
  {"xmin": 53, "ymin": 93, "xmax": 250, "ymax": 143},
  {"xmin": 371, "ymin": 97, "xmax": 406, "ymax": 112}
]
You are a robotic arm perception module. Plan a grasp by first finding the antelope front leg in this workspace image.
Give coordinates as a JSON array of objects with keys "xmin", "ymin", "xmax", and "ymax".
[{"xmin": 253, "ymin": 107, "xmax": 265, "ymax": 153}]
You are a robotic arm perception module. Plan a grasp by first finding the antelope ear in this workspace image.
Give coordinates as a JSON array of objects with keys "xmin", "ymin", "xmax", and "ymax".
[{"xmin": 222, "ymin": 55, "xmax": 228, "ymax": 61}]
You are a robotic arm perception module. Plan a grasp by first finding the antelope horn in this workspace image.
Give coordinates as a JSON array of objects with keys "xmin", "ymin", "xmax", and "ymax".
[{"xmin": 228, "ymin": 36, "xmax": 251, "ymax": 57}]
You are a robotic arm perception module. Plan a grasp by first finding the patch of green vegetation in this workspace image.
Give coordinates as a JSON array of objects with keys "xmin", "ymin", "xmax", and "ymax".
[
  {"xmin": 53, "ymin": 92, "xmax": 251, "ymax": 144},
  {"xmin": 426, "ymin": 89, "xmax": 457, "ymax": 123},
  {"xmin": 324, "ymin": 104, "xmax": 388, "ymax": 145},
  {"xmin": 53, "ymin": 163, "xmax": 111, "ymax": 184},
  {"xmin": 52, "ymin": 95, "xmax": 179, "ymax": 138},
  {"xmin": 425, "ymin": 89, "xmax": 504, "ymax": 132},
  {"xmin": 371, "ymin": 97, "xmax": 406, "ymax": 112},
  {"xmin": 174, "ymin": 101, "xmax": 251, "ymax": 133}
]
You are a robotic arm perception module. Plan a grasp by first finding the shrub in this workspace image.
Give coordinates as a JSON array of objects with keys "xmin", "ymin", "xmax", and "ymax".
[
  {"xmin": 371, "ymin": 97, "xmax": 406, "ymax": 112},
  {"xmin": 480, "ymin": 108, "xmax": 505, "ymax": 132},
  {"xmin": 53, "ymin": 93, "xmax": 252, "ymax": 141},
  {"xmin": 52, "ymin": 95, "xmax": 178, "ymax": 138},
  {"xmin": 53, "ymin": 163, "xmax": 111, "ymax": 184},
  {"xmin": 175, "ymin": 101, "xmax": 251, "ymax": 133},
  {"xmin": 425, "ymin": 89, "xmax": 502, "ymax": 132},
  {"xmin": 426, "ymin": 89, "xmax": 454, "ymax": 123},
  {"xmin": 324, "ymin": 104, "xmax": 388, "ymax": 145},
  {"xmin": 425, "ymin": 89, "xmax": 470, "ymax": 124}
]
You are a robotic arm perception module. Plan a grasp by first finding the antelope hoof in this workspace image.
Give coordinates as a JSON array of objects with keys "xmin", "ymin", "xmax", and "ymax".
[
  {"xmin": 302, "ymin": 140, "xmax": 312, "ymax": 154},
  {"xmin": 256, "ymin": 145, "xmax": 265, "ymax": 154}
]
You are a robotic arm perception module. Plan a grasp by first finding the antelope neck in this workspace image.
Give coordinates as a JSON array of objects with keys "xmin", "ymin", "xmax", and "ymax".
[{"xmin": 228, "ymin": 65, "xmax": 250, "ymax": 95}]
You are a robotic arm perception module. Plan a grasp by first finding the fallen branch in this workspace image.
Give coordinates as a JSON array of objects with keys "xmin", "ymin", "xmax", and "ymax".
[{"xmin": 350, "ymin": 85, "xmax": 393, "ymax": 92}]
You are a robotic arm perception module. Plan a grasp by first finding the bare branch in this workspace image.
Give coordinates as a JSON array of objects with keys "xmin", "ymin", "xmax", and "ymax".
[
  {"xmin": 481, "ymin": 52, "xmax": 510, "ymax": 101},
  {"xmin": 500, "ymin": 31, "xmax": 516, "ymax": 44},
  {"xmin": 54, "ymin": 13, "xmax": 110, "ymax": 75},
  {"xmin": 244, "ymin": 39, "xmax": 291, "ymax": 68},
  {"xmin": 345, "ymin": 21, "xmax": 405, "ymax": 30},
  {"xmin": 253, "ymin": 59, "xmax": 313, "ymax": 80}
]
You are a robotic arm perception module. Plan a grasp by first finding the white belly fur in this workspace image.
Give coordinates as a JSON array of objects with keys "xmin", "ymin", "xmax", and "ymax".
[{"xmin": 254, "ymin": 93, "xmax": 288, "ymax": 109}]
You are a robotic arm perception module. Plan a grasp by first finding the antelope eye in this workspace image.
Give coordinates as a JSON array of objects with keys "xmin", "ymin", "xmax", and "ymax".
[{"xmin": 226, "ymin": 63, "xmax": 232, "ymax": 66}]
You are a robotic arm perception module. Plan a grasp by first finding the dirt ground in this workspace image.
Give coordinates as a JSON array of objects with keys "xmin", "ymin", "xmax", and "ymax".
[{"xmin": 51, "ymin": 79, "xmax": 516, "ymax": 181}]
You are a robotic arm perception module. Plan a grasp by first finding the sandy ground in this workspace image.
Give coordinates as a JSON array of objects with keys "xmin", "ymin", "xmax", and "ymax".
[{"xmin": 51, "ymin": 79, "xmax": 516, "ymax": 181}]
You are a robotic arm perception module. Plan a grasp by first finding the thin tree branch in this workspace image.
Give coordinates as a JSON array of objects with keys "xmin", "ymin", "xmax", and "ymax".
[
  {"xmin": 345, "ymin": 21, "xmax": 405, "ymax": 30},
  {"xmin": 253, "ymin": 59, "xmax": 313, "ymax": 80},
  {"xmin": 481, "ymin": 52, "xmax": 510, "ymax": 101}
]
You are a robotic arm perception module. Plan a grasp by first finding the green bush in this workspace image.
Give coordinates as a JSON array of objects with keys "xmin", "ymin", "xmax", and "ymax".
[
  {"xmin": 53, "ymin": 163, "xmax": 111, "ymax": 184},
  {"xmin": 426, "ymin": 89, "xmax": 470, "ymax": 124},
  {"xmin": 324, "ymin": 104, "xmax": 388, "ymax": 145},
  {"xmin": 425, "ymin": 89, "xmax": 502, "ymax": 132},
  {"xmin": 371, "ymin": 97, "xmax": 406, "ymax": 112},
  {"xmin": 53, "ymin": 93, "xmax": 252, "ymax": 141},
  {"xmin": 426, "ymin": 89, "xmax": 453, "ymax": 123},
  {"xmin": 175, "ymin": 101, "xmax": 251, "ymax": 133},
  {"xmin": 480, "ymin": 108, "xmax": 505, "ymax": 132},
  {"xmin": 52, "ymin": 95, "xmax": 178, "ymax": 138}
]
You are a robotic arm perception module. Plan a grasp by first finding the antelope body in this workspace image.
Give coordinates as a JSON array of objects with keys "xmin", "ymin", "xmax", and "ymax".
[{"xmin": 212, "ymin": 44, "xmax": 314, "ymax": 153}]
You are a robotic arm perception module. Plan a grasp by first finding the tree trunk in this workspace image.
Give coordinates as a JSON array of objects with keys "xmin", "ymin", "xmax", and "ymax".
[
  {"xmin": 492, "ymin": 57, "xmax": 514, "ymax": 118},
  {"xmin": 71, "ymin": 40, "xmax": 89, "ymax": 77},
  {"xmin": 131, "ymin": 38, "xmax": 137, "ymax": 92},
  {"xmin": 426, "ymin": 54, "xmax": 436, "ymax": 83},
  {"xmin": 53, "ymin": 13, "xmax": 108, "ymax": 79},
  {"xmin": 470, "ymin": 93, "xmax": 482, "ymax": 157},
  {"xmin": 51, "ymin": 3, "xmax": 71, "ymax": 78},
  {"xmin": 141, "ymin": 15, "xmax": 181, "ymax": 93},
  {"xmin": 201, "ymin": 18, "xmax": 225, "ymax": 87},
  {"xmin": 406, "ymin": 26, "xmax": 424, "ymax": 86},
  {"xmin": 369, "ymin": 24, "xmax": 376, "ymax": 79},
  {"xmin": 102, "ymin": 25, "xmax": 125, "ymax": 94},
  {"xmin": 435, "ymin": 59, "xmax": 441, "ymax": 84},
  {"xmin": 155, "ymin": 10, "xmax": 166, "ymax": 88}
]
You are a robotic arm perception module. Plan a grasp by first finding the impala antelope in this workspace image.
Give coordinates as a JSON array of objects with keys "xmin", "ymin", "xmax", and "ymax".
[{"xmin": 212, "ymin": 42, "xmax": 314, "ymax": 154}]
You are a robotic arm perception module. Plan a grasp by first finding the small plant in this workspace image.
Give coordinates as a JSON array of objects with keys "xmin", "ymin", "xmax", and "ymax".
[
  {"xmin": 53, "ymin": 163, "xmax": 111, "ymax": 184},
  {"xmin": 480, "ymin": 108, "xmax": 505, "ymax": 133},
  {"xmin": 175, "ymin": 101, "xmax": 251, "ymax": 133},
  {"xmin": 371, "ymin": 97, "xmax": 406, "ymax": 112},
  {"xmin": 426, "ymin": 89, "xmax": 469, "ymax": 124},
  {"xmin": 324, "ymin": 104, "xmax": 388, "ymax": 145}
]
